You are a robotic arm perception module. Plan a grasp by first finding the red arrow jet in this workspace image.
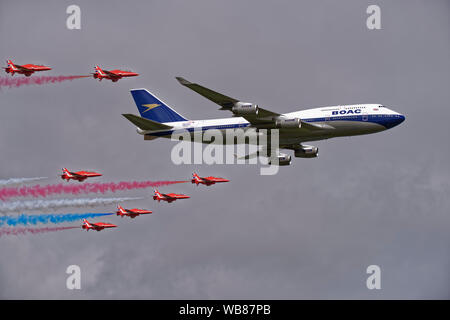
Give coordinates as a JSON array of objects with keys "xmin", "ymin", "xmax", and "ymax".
[
  {"xmin": 116, "ymin": 204, "xmax": 152, "ymax": 218},
  {"xmin": 153, "ymin": 189, "xmax": 190, "ymax": 203},
  {"xmin": 191, "ymin": 172, "xmax": 230, "ymax": 186},
  {"xmin": 92, "ymin": 65, "xmax": 139, "ymax": 82},
  {"xmin": 82, "ymin": 219, "xmax": 117, "ymax": 232},
  {"xmin": 4, "ymin": 59, "xmax": 51, "ymax": 76},
  {"xmin": 61, "ymin": 168, "xmax": 102, "ymax": 182}
]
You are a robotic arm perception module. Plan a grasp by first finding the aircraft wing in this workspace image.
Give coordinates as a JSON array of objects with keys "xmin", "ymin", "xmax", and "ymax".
[
  {"xmin": 103, "ymin": 69, "xmax": 121, "ymax": 78},
  {"xmin": 202, "ymin": 177, "xmax": 218, "ymax": 182},
  {"xmin": 15, "ymin": 64, "xmax": 34, "ymax": 72},
  {"xmin": 205, "ymin": 176, "xmax": 228, "ymax": 182},
  {"xmin": 175, "ymin": 77, "xmax": 327, "ymax": 131},
  {"xmin": 75, "ymin": 171, "xmax": 101, "ymax": 177},
  {"xmin": 176, "ymin": 77, "xmax": 240, "ymax": 109},
  {"xmin": 70, "ymin": 172, "xmax": 86, "ymax": 178},
  {"xmin": 94, "ymin": 222, "xmax": 116, "ymax": 228}
]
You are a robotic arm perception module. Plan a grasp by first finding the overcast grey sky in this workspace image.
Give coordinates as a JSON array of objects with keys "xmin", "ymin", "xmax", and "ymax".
[{"xmin": 0, "ymin": 0, "xmax": 449, "ymax": 299}]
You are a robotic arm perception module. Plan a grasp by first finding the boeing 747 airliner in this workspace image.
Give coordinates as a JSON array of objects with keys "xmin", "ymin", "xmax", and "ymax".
[{"xmin": 122, "ymin": 77, "xmax": 405, "ymax": 165}]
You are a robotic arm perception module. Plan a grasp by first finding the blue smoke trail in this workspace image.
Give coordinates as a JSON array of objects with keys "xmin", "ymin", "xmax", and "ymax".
[{"xmin": 0, "ymin": 212, "xmax": 113, "ymax": 227}]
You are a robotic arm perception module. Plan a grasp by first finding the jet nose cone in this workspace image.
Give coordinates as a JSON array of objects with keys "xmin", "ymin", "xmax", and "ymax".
[
  {"xmin": 390, "ymin": 114, "xmax": 405, "ymax": 128},
  {"xmin": 382, "ymin": 113, "xmax": 405, "ymax": 129}
]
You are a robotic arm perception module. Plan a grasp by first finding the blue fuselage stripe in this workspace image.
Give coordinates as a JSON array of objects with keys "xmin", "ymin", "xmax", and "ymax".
[{"xmin": 146, "ymin": 114, "xmax": 403, "ymax": 137}]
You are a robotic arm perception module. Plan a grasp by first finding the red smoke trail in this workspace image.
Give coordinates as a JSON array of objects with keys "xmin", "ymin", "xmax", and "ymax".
[
  {"xmin": 0, "ymin": 75, "xmax": 90, "ymax": 89},
  {"xmin": 0, "ymin": 226, "xmax": 79, "ymax": 237},
  {"xmin": 0, "ymin": 180, "xmax": 188, "ymax": 201}
]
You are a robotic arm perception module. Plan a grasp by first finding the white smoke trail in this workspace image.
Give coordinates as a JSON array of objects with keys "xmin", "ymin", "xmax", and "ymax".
[
  {"xmin": 0, "ymin": 226, "xmax": 80, "ymax": 237},
  {"xmin": 0, "ymin": 197, "xmax": 144, "ymax": 214},
  {"xmin": 0, "ymin": 177, "xmax": 48, "ymax": 186}
]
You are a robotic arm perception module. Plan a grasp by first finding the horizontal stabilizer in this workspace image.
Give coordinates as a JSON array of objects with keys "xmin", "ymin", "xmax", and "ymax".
[{"xmin": 122, "ymin": 114, "xmax": 173, "ymax": 131}]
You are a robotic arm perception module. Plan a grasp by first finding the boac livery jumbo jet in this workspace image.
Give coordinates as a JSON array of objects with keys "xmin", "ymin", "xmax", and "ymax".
[{"xmin": 122, "ymin": 77, "xmax": 405, "ymax": 165}]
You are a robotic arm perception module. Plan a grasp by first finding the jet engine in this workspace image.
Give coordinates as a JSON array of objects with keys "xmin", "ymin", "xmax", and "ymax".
[
  {"xmin": 231, "ymin": 102, "xmax": 259, "ymax": 115},
  {"xmin": 268, "ymin": 154, "xmax": 292, "ymax": 166},
  {"xmin": 294, "ymin": 145, "xmax": 319, "ymax": 158},
  {"xmin": 136, "ymin": 128, "xmax": 147, "ymax": 135},
  {"xmin": 275, "ymin": 118, "xmax": 302, "ymax": 128}
]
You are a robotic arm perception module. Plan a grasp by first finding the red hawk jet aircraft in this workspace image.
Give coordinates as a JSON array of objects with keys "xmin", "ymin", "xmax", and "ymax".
[
  {"xmin": 4, "ymin": 59, "xmax": 51, "ymax": 76},
  {"xmin": 92, "ymin": 66, "xmax": 139, "ymax": 82},
  {"xmin": 61, "ymin": 168, "xmax": 102, "ymax": 182},
  {"xmin": 82, "ymin": 219, "xmax": 117, "ymax": 232},
  {"xmin": 191, "ymin": 172, "xmax": 229, "ymax": 186},
  {"xmin": 116, "ymin": 204, "xmax": 152, "ymax": 218},
  {"xmin": 153, "ymin": 189, "xmax": 190, "ymax": 203}
]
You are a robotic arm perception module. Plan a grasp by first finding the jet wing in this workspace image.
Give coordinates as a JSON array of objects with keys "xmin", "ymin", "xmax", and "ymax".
[
  {"xmin": 94, "ymin": 222, "xmax": 116, "ymax": 228},
  {"xmin": 103, "ymin": 69, "xmax": 122, "ymax": 78},
  {"xmin": 69, "ymin": 172, "xmax": 86, "ymax": 178},
  {"xmin": 176, "ymin": 77, "xmax": 239, "ymax": 109},
  {"xmin": 176, "ymin": 77, "xmax": 327, "ymax": 131},
  {"xmin": 14, "ymin": 64, "xmax": 33, "ymax": 71},
  {"xmin": 204, "ymin": 176, "xmax": 229, "ymax": 182},
  {"xmin": 202, "ymin": 177, "xmax": 218, "ymax": 182},
  {"xmin": 75, "ymin": 171, "xmax": 101, "ymax": 177},
  {"xmin": 176, "ymin": 76, "xmax": 277, "ymax": 116}
]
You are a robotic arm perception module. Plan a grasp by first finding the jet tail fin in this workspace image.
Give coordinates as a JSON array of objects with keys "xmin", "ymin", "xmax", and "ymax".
[
  {"xmin": 130, "ymin": 88, "xmax": 187, "ymax": 123},
  {"xmin": 94, "ymin": 66, "xmax": 105, "ymax": 75}
]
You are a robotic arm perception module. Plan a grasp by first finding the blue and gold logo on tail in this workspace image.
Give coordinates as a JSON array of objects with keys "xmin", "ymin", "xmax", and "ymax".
[{"xmin": 141, "ymin": 103, "xmax": 161, "ymax": 113}]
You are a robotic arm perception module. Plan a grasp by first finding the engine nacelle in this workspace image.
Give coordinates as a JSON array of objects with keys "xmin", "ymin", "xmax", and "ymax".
[
  {"xmin": 294, "ymin": 145, "xmax": 319, "ymax": 158},
  {"xmin": 136, "ymin": 128, "xmax": 147, "ymax": 135},
  {"xmin": 231, "ymin": 102, "xmax": 259, "ymax": 115},
  {"xmin": 268, "ymin": 154, "xmax": 291, "ymax": 166},
  {"xmin": 275, "ymin": 118, "xmax": 301, "ymax": 129}
]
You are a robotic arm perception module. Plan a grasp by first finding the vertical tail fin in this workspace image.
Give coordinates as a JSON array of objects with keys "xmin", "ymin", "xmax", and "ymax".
[
  {"xmin": 95, "ymin": 66, "xmax": 105, "ymax": 76},
  {"xmin": 130, "ymin": 89, "xmax": 187, "ymax": 123},
  {"xmin": 7, "ymin": 60, "xmax": 16, "ymax": 71}
]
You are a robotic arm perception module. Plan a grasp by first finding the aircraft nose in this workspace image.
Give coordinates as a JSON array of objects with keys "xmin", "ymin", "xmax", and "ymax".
[
  {"xmin": 390, "ymin": 114, "xmax": 405, "ymax": 128},
  {"xmin": 382, "ymin": 113, "xmax": 405, "ymax": 129}
]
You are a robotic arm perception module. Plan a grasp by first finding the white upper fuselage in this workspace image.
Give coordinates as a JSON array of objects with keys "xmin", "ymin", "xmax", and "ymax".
[{"xmin": 140, "ymin": 104, "xmax": 405, "ymax": 146}]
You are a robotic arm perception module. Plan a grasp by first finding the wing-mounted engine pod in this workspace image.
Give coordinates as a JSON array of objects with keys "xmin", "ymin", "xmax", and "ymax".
[
  {"xmin": 268, "ymin": 154, "xmax": 292, "ymax": 166},
  {"xmin": 136, "ymin": 128, "xmax": 147, "ymax": 135},
  {"xmin": 232, "ymin": 102, "xmax": 259, "ymax": 115},
  {"xmin": 275, "ymin": 118, "xmax": 302, "ymax": 128},
  {"xmin": 294, "ymin": 145, "xmax": 319, "ymax": 158}
]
